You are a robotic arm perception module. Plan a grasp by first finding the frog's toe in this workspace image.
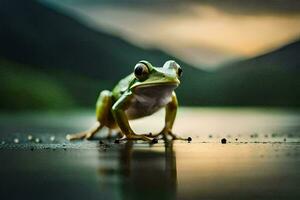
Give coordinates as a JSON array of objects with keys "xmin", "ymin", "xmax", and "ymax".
[
  {"xmin": 84, "ymin": 133, "xmax": 94, "ymax": 140},
  {"xmin": 159, "ymin": 130, "xmax": 191, "ymax": 141},
  {"xmin": 142, "ymin": 132, "xmax": 160, "ymax": 138},
  {"xmin": 126, "ymin": 134, "xmax": 153, "ymax": 142},
  {"xmin": 169, "ymin": 132, "xmax": 192, "ymax": 141},
  {"xmin": 66, "ymin": 132, "xmax": 87, "ymax": 140}
]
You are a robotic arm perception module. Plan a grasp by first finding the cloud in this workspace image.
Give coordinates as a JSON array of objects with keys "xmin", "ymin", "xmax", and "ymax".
[
  {"xmin": 40, "ymin": 0, "xmax": 300, "ymax": 68},
  {"xmin": 193, "ymin": 0, "xmax": 300, "ymax": 15},
  {"xmin": 42, "ymin": 0, "xmax": 300, "ymax": 15}
]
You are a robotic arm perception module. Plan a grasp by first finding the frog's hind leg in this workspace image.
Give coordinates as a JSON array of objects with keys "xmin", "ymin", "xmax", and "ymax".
[
  {"xmin": 67, "ymin": 90, "xmax": 114, "ymax": 141},
  {"xmin": 66, "ymin": 122, "xmax": 104, "ymax": 140}
]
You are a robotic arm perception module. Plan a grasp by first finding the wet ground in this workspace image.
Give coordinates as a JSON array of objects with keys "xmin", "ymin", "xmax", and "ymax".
[{"xmin": 0, "ymin": 108, "xmax": 300, "ymax": 200}]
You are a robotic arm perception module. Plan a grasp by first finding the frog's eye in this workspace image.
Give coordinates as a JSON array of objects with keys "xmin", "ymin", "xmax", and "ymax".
[
  {"xmin": 163, "ymin": 60, "xmax": 182, "ymax": 78},
  {"xmin": 134, "ymin": 63, "xmax": 149, "ymax": 81},
  {"xmin": 177, "ymin": 67, "xmax": 183, "ymax": 77}
]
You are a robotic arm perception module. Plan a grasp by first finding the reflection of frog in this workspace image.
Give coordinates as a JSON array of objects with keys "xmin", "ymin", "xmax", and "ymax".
[
  {"xmin": 67, "ymin": 60, "xmax": 190, "ymax": 142},
  {"xmin": 97, "ymin": 141, "xmax": 177, "ymax": 200}
]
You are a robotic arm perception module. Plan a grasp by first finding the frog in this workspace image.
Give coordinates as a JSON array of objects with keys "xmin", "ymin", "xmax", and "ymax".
[{"xmin": 66, "ymin": 60, "xmax": 191, "ymax": 143}]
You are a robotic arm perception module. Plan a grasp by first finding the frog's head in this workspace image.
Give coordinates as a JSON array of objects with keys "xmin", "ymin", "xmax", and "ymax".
[{"xmin": 130, "ymin": 60, "xmax": 182, "ymax": 90}]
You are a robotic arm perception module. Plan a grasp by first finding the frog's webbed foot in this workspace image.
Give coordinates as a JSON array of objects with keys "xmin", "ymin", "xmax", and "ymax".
[
  {"xmin": 66, "ymin": 131, "xmax": 90, "ymax": 140},
  {"xmin": 66, "ymin": 122, "xmax": 103, "ymax": 140},
  {"xmin": 142, "ymin": 132, "xmax": 161, "ymax": 138},
  {"xmin": 149, "ymin": 129, "xmax": 191, "ymax": 141},
  {"xmin": 118, "ymin": 133, "xmax": 157, "ymax": 143}
]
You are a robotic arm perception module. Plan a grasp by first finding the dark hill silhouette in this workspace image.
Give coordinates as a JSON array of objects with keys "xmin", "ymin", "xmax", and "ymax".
[
  {"xmin": 0, "ymin": 0, "xmax": 299, "ymax": 109},
  {"xmin": 0, "ymin": 0, "xmax": 204, "ymax": 109},
  {"xmin": 210, "ymin": 39, "xmax": 300, "ymax": 106},
  {"xmin": 221, "ymin": 39, "xmax": 300, "ymax": 72},
  {"xmin": 0, "ymin": 0, "xmax": 204, "ymax": 80}
]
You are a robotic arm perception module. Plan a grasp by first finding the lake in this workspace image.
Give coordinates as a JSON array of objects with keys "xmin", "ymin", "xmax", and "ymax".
[{"xmin": 0, "ymin": 108, "xmax": 299, "ymax": 200}]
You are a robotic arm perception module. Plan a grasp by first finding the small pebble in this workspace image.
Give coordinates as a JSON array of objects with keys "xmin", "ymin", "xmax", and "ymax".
[
  {"xmin": 35, "ymin": 138, "xmax": 40, "ymax": 143},
  {"xmin": 221, "ymin": 138, "xmax": 227, "ymax": 144},
  {"xmin": 50, "ymin": 136, "xmax": 55, "ymax": 142},
  {"xmin": 208, "ymin": 134, "xmax": 212, "ymax": 138},
  {"xmin": 114, "ymin": 139, "xmax": 120, "ymax": 144},
  {"xmin": 151, "ymin": 138, "xmax": 158, "ymax": 144},
  {"xmin": 27, "ymin": 135, "xmax": 33, "ymax": 141},
  {"xmin": 14, "ymin": 138, "xmax": 19, "ymax": 144}
]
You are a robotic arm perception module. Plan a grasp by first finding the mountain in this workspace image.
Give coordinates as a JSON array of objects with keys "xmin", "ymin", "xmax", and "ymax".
[
  {"xmin": 221, "ymin": 39, "xmax": 300, "ymax": 72},
  {"xmin": 210, "ymin": 39, "xmax": 300, "ymax": 106},
  {"xmin": 0, "ymin": 0, "xmax": 299, "ymax": 110},
  {"xmin": 0, "ymin": 0, "xmax": 205, "ymax": 110}
]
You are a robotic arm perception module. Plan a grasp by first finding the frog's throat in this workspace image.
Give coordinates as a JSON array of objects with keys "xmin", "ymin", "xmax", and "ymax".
[{"xmin": 130, "ymin": 80, "xmax": 180, "ymax": 90}]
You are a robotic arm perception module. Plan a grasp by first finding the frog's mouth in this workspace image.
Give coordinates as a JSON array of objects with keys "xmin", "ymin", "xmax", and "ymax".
[
  {"xmin": 133, "ymin": 83, "xmax": 178, "ymax": 95},
  {"xmin": 135, "ymin": 81, "xmax": 178, "ymax": 88},
  {"xmin": 131, "ymin": 79, "xmax": 180, "ymax": 90}
]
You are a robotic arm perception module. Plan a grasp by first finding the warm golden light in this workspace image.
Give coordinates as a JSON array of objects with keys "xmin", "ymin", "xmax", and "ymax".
[{"xmin": 57, "ymin": 3, "xmax": 300, "ymax": 67}]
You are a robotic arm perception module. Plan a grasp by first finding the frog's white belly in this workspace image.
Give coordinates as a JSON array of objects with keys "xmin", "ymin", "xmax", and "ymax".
[{"xmin": 126, "ymin": 84, "xmax": 177, "ymax": 119}]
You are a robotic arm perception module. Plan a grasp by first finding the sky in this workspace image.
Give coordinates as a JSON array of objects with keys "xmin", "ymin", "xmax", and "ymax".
[{"xmin": 41, "ymin": 0, "xmax": 300, "ymax": 69}]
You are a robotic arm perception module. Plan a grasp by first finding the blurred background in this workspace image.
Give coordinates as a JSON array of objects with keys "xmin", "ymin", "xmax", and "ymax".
[
  {"xmin": 0, "ymin": 0, "xmax": 299, "ymax": 110},
  {"xmin": 1, "ymin": 2, "xmax": 300, "ymax": 199}
]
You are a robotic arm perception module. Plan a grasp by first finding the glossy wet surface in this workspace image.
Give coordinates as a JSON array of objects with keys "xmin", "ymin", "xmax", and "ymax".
[{"xmin": 0, "ymin": 108, "xmax": 300, "ymax": 200}]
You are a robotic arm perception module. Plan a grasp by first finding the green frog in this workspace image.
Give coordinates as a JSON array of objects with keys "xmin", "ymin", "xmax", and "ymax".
[{"xmin": 66, "ymin": 60, "xmax": 190, "ymax": 143}]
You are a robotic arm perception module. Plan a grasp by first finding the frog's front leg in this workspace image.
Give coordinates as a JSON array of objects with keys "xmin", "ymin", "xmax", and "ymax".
[
  {"xmin": 150, "ymin": 92, "xmax": 190, "ymax": 141},
  {"xmin": 112, "ymin": 93, "xmax": 153, "ymax": 142}
]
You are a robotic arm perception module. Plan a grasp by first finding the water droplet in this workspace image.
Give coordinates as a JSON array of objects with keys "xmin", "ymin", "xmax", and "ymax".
[
  {"xmin": 50, "ymin": 136, "xmax": 55, "ymax": 142},
  {"xmin": 14, "ymin": 138, "xmax": 19, "ymax": 144},
  {"xmin": 27, "ymin": 135, "xmax": 33, "ymax": 141},
  {"xmin": 35, "ymin": 138, "xmax": 40, "ymax": 143}
]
